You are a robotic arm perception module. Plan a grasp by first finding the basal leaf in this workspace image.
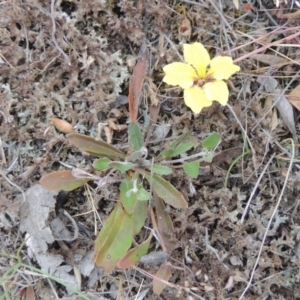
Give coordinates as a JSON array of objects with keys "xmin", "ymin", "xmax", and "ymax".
[
  {"xmin": 153, "ymin": 263, "xmax": 172, "ymax": 295},
  {"xmin": 67, "ymin": 133, "xmax": 126, "ymax": 159},
  {"xmin": 94, "ymin": 203, "xmax": 134, "ymax": 275},
  {"xmin": 94, "ymin": 201, "xmax": 121, "ymax": 250},
  {"xmin": 93, "ymin": 157, "xmax": 111, "ymax": 171},
  {"xmin": 183, "ymin": 161, "xmax": 199, "ymax": 178},
  {"xmin": 118, "ymin": 233, "xmax": 152, "ymax": 269},
  {"xmin": 132, "ymin": 192, "xmax": 148, "ymax": 235},
  {"xmin": 39, "ymin": 170, "xmax": 89, "ymax": 192},
  {"xmin": 128, "ymin": 123, "xmax": 144, "ymax": 152},
  {"xmin": 202, "ymin": 132, "xmax": 221, "ymax": 149},
  {"xmin": 154, "ymin": 194, "xmax": 175, "ymax": 251},
  {"xmin": 135, "ymin": 169, "xmax": 188, "ymax": 209}
]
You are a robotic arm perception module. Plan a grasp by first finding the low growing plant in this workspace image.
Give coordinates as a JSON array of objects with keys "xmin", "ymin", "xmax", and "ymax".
[{"xmin": 40, "ymin": 122, "xmax": 220, "ymax": 274}]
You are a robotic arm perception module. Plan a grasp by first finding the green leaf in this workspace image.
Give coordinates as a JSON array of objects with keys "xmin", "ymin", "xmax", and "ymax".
[
  {"xmin": 94, "ymin": 157, "xmax": 111, "ymax": 171},
  {"xmin": 120, "ymin": 177, "xmax": 139, "ymax": 214},
  {"xmin": 137, "ymin": 188, "xmax": 151, "ymax": 201},
  {"xmin": 136, "ymin": 169, "xmax": 188, "ymax": 209},
  {"xmin": 39, "ymin": 170, "xmax": 89, "ymax": 192},
  {"xmin": 204, "ymin": 152, "xmax": 213, "ymax": 163},
  {"xmin": 132, "ymin": 194, "xmax": 148, "ymax": 235},
  {"xmin": 171, "ymin": 141, "xmax": 196, "ymax": 157},
  {"xmin": 110, "ymin": 162, "xmax": 135, "ymax": 173},
  {"xmin": 67, "ymin": 133, "xmax": 126, "ymax": 159},
  {"xmin": 183, "ymin": 161, "xmax": 199, "ymax": 178},
  {"xmin": 151, "ymin": 165, "xmax": 173, "ymax": 175},
  {"xmin": 155, "ymin": 132, "xmax": 197, "ymax": 162},
  {"xmin": 94, "ymin": 203, "xmax": 134, "ymax": 275},
  {"xmin": 128, "ymin": 123, "xmax": 144, "ymax": 152},
  {"xmin": 118, "ymin": 233, "xmax": 152, "ymax": 269},
  {"xmin": 202, "ymin": 132, "xmax": 221, "ymax": 149},
  {"xmin": 120, "ymin": 176, "xmax": 148, "ymax": 233}
]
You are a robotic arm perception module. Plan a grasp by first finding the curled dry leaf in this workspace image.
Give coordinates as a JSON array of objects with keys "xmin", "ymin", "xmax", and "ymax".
[
  {"xmin": 126, "ymin": 55, "xmax": 136, "ymax": 68},
  {"xmin": 95, "ymin": 122, "xmax": 108, "ymax": 141},
  {"xmin": 51, "ymin": 117, "xmax": 74, "ymax": 134},
  {"xmin": 287, "ymin": 84, "xmax": 300, "ymax": 112},
  {"xmin": 107, "ymin": 118, "xmax": 127, "ymax": 131},
  {"xmin": 104, "ymin": 126, "xmax": 114, "ymax": 144},
  {"xmin": 178, "ymin": 18, "xmax": 192, "ymax": 39},
  {"xmin": 146, "ymin": 78, "xmax": 160, "ymax": 106},
  {"xmin": 108, "ymin": 108, "xmax": 123, "ymax": 119},
  {"xmin": 257, "ymin": 76, "xmax": 297, "ymax": 141}
]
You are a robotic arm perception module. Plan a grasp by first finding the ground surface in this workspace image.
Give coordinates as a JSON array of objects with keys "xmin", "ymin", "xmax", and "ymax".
[{"xmin": 1, "ymin": 0, "xmax": 300, "ymax": 299}]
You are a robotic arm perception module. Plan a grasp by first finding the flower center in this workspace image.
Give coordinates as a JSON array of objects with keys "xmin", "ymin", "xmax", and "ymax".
[{"xmin": 193, "ymin": 74, "xmax": 215, "ymax": 88}]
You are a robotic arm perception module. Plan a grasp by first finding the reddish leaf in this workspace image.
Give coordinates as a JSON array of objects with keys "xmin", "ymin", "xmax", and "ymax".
[
  {"xmin": 128, "ymin": 51, "xmax": 148, "ymax": 123},
  {"xmin": 39, "ymin": 170, "xmax": 89, "ymax": 192},
  {"xmin": 154, "ymin": 194, "xmax": 175, "ymax": 251},
  {"xmin": 118, "ymin": 233, "xmax": 152, "ymax": 269},
  {"xmin": 67, "ymin": 133, "xmax": 126, "ymax": 159},
  {"xmin": 153, "ymin": 263, "xmax": 172, "ymax": 295}
]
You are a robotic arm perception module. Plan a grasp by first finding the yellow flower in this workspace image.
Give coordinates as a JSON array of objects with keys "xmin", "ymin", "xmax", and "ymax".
[{"xmin": 163, "ymin": 43, "xmax": 240, "ymax": 113}]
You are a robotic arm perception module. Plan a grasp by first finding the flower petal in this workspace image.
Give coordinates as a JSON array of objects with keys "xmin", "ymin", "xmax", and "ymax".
[
  {"xmin": 163, "ymin": 62, "xmax": 197, "ymax": 89},
  {"xmin": 184, "ymin": 87, "xmax": 212, "ymax": 113},
  {"xmin": 183, "ymin": 43, "xmax": 210, "ymax": 78},
  {"xmin": 204, "ymin": 81, "xmax": 229, "ymax": 105},
  {"xmin": 207, "ymin": 56, "xmax": 240, "ymax": 80}
]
